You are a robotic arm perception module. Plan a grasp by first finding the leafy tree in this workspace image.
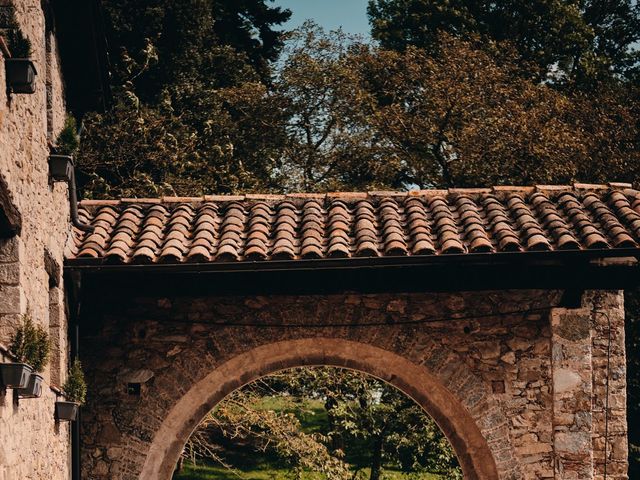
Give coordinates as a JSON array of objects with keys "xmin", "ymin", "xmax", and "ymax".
[
  {"xmin": 278, "ymin": 368, "xmax": 461, "ymax": 479},
  {"xmin": 274, "ymin": 26, "xmax": 607, "ymax": 190},
  {"xmin": 102, "ymin": 0, "xmax": 291, "ymax": 97},
  {"xmin": 183, "ymin": 367, "xmax": 461, "ymax": 479},
  {"xmin": 274, "ymin": 25, "xmax": 399, "ymax": 191},
  {"xmin": 77, "ymin": 0, "xmax": 291, "ymax": 198},
  {"xmin": 351, "ymin": 37, "xmax": 588, "ymax": 188},
  {"xmin": 572, "ymin": 83, "xmax": 640, "ymax": 183},
  {"xmin": 78, "ymin": 80, "xmax": 287, "ymax": 198},
  {"xmin": 367, "ymin": 0, "xmax": 640, "ymax": 87},
  {"xmin": 211, "ymin": 0, "xmax": 292, "ymax": 75},
  {"xmin": 186, "ymin": 385, "xmax": 352, "ymax": 480},
  {"xmin": 79, "ymin": 23, "xmax": 640, "ymax": 194}
]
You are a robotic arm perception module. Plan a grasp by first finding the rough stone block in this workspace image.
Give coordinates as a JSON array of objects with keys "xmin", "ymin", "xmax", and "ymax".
[
  {"xmin": 0, "ymin": 285, "xmax": 21, "ymax": 314},
  {"xmin": 0, "ymin": 263, "xmax": 19, "ymax": 284},
  {"xmin": 0, "ymin": 237, "xmax": 18, "ymax": 263}
]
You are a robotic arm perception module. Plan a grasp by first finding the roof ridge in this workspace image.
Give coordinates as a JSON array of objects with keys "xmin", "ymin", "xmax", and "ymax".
[{"xmin": 77, "ymin": 183, "xmax": 635, "ymax": 206}]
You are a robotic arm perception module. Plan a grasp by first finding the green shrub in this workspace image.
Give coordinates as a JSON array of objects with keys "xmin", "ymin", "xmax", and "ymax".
[
  {"xmin": 10, "ymin": 315, "xmax": 50, "ymax": 373},
  {"xmin": 63, "ymin": 359, "xmax": 87, "ymax": 404}
]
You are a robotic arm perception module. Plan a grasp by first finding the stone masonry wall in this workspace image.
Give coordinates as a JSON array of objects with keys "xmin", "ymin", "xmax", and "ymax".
[
  {"xmin": 0, "ymin": 0, "xmax": 72, "ymax": 478},
  {"xmin": 78, "ymin": 287, "xmax": 628, "ymax": 480}
]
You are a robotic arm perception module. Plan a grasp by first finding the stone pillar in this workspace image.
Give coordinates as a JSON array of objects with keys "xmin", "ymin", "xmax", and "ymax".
[
  {"xmin": 588, "ymin": 291, "xmax": 628, "ymax": 480},
  {"xmin": 550, "ymin": 290, "xmax": 628, "ymax": 480},
  {"xmin": 550, "ymin": 303, "xmax": 594, "ymax": 480}
]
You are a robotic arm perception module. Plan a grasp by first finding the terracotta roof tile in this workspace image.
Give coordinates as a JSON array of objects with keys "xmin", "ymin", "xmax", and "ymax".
[
  {"xmin": 481, "ymin": 195, "xmax": 521, "ymax": 252},
  {"xmin": 379, "ymin": 198, "xmax": 408, "ymax": 256},
  {"xmin": 430, "ymin": 197, "xmax": 465, "ymax": 254},
  {"xmin": 69, "ymin": 186, "xmax": 640, "ymax": 264}
]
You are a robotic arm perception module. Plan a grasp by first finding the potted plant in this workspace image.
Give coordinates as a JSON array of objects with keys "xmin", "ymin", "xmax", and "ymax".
[
  {"xmin": 49, "ymin": 115, "xmax": 79, "ymax": 181},
  {"xmin": 1, "ymin": 6, "xmax": 37, "ymax": 94},
  {"xmin": 55, "ymin": 359, "xmax": 86, "ymax": 421},
  {"xmin": 9, "ymin": 315, "xmax": 50, "ymax": 398}
]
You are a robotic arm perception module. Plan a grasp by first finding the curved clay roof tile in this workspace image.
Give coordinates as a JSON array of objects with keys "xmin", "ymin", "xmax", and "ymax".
[{"xmin": 70, "ymin": 186, "xmax": 639, "ymax": 264}]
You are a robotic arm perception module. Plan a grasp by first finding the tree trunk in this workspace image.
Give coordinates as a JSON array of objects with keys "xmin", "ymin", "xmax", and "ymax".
[
  {"xmin": 369, "ymin": 434, "xmax": 384, "ymax": 480},
  {"xmin": 325, "ymin": 397, "xmax": 344, "ymax": 452}
]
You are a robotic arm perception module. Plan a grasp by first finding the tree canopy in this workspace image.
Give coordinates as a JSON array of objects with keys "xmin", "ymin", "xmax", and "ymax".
[
  {"xmin": 77, "ymin": 24, "xmax": 640, "ymax": 197},
  {"xmin": 368, "ymin": 0, "xmax": 640, "ymax": 88},
  {"xmin": 103, "ymin": 0, "xmax": 291, "ymax": 95}
]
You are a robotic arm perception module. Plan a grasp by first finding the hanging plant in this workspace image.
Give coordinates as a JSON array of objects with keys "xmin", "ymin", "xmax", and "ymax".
[
  {"xmin": 10, "ymin": 315, "xmax": 50, "ymax": 399},
  {"xmin": 56, "ymin": 359, "xmax": 86, "ymax": 421},
  {"xmin": 50, "ymin": 115, "xmax": 80, "ymax": 181},
  {"xmin": 1, "ymin": 4, "xmax": 36, "ymax": 94}
]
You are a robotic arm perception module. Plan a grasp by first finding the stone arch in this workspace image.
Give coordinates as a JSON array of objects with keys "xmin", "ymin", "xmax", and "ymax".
[{"xmin": 139, "ymin": 338, "xmax": 507, "ymax": 480}]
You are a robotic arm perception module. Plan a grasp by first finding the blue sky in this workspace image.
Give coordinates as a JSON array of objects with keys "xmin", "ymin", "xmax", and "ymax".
[{"xmin": 273, "ymin": 0, "xmax": 370, "ymax": 36}]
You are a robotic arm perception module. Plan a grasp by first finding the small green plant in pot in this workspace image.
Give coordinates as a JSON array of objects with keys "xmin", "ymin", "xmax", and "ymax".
[
  {"xmin": 1, "ymin": 5, "xmax": 37, "ymax": 94},
  {"xmin": 0, "ymin": 319, "xmax": 32, "ymax": 388},
  {"xmin": 10, "ymin": 315, "xmax": 50, "ymax": 398},
  {"xmin": 49, "ymin": 115, "xmax": 79, "ymax": 181},
  {"xmin": 56, "ymin": 359, "xmax": 86, "ymax": 421}
]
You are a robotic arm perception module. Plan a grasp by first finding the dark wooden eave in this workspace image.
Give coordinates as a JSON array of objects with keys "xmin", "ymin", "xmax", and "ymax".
[{"xmin": 65, "ymin": 249, "xmax": 640, "ymax": 296}]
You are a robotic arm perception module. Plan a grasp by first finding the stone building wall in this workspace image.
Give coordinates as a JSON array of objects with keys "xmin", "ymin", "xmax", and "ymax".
[
  {"xmin": 0, "ymin": 0, "xmax": 72, "ymax": 478},
  {"xmin": 78, "ymin": 287, "xmax": 628, "ymax": 480}
]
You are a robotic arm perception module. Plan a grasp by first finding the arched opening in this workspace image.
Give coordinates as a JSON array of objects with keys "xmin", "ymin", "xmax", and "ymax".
[
  {"xmin": 174, "ymin": 365, "xmax": 463, "ymax": 479},
  {"xmin": 140, "ymin": 338, "xmax": 500, "ymax": 480}
]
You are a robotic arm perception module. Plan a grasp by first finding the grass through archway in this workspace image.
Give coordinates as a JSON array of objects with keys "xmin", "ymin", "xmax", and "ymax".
[{"xmin": 173, "ymin": 366, "xmax": 462, "ymax": 480}]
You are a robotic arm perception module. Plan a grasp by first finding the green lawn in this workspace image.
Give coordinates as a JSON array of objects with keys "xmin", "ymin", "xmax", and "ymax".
[{"xmin": 255, "ymin": 396, "xmax": 329, "ymax": 434}]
